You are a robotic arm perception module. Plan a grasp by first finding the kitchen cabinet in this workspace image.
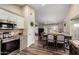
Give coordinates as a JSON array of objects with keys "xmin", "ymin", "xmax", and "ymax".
[
  {"xmin": 0, "ymin": 9, "xmax": 24, "ymax": 29},
  {"xmin": 1, "ymin": 39, "xmax": 20, "ymax": 55},
  {"xmin": 69, "ymin": 40, "xmax": 79, "ymax": 55},
  {"xmin": 15, "ymin": 16, "xmax": 24, "ymax": 29},
  {"xmin": 0, "ymin": 10, "xmax": 8, "ymax": 20}
]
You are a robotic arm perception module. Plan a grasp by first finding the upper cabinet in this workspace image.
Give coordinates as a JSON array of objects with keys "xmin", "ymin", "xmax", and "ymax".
[
  {"xmin": 0, "ymin": 9, "xmax": 24, "ymax": 29},
  {"xmin": 15, "ymin": 16, "xmax": 24, "ymax": 29},
  {"xmin": 0, "ymin": 9, "xmax": 8, "ymax": 20}
]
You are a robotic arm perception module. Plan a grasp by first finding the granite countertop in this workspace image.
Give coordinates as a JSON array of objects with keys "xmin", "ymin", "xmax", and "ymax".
[
  {"xmin": 69, "ymin": 40, "xmax": 79, "ymax": 49},
  {"xmin": 2, "ymin": 36, "xmax": 20, "ymax": 43}
]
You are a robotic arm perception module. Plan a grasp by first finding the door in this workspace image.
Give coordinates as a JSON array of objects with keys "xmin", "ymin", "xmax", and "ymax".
[
  {"xmin": 38, "ymin": 28, "xmax": 44, "ymax": 40},
  {"xmin": 38, "ymin": 28, "xmax": 44, "ymax": 36}
]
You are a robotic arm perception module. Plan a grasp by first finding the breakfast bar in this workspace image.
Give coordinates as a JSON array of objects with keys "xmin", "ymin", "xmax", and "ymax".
[{"xmin": 69, "ymin": 40, "xmax": 79, "ymax": 55}]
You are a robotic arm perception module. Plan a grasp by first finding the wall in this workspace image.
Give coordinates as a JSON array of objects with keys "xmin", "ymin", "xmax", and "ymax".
[
  {"xmin": 58, "ymin": 22, "xmax": 64, "ymax": 33},
  {"xmin": 21, "ymin": 5, "xmax": 35, "ymax": 49},
  {"xmin": 27, "ymin": 6, "xmax": 35, "ymax": 47},
  {"xmin": 70, "ymin": 19, "xmax": 79, "ymax": 40},
  {"xmin": 44, "ymin": 25, "xmax": 58, "ymax": 34},
  {"xmin": 39, "ymin": 22, "xmax": 64, "ymax": 34},
  {"xmin": 64, "ymin": 4, "xmax": 79, "ymax": 36}
]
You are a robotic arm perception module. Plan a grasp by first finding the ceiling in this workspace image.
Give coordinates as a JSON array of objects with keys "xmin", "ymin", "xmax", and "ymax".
[
  {"xmin": 72, "ymin": 14, "xmax": 79, "ymax": 20},
  {"xmin": 29, "ymin": 4, "xmax": 71, "ymax": 24},
  {"xmin": 17, "ymin": 4, "xmax": 71, "ymax": 24}
]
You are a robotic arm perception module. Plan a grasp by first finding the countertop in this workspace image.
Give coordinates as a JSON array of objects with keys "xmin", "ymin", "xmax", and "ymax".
[
  {"xmin": 69, "ymin": 40, "xmax": 79, "ymax": 49},
  {"xmin": 2, "ymin": 36, "xmax": 20, "ymax": 43}
]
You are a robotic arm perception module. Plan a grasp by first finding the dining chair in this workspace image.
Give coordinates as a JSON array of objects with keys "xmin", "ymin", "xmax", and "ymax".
[
  {"xmin": 56, "ymin": 35, "xmax": 67, "ymax": 52},
  {"xmin": 41, "ymin": 32, "xmax": 48, "ymax": 48},
  {"xmin": 64, "ymin": 36, "xmax": 72, "ymax": 50},
  {"xmin": 47, "ymin": 34, "xmax": 55, "ymax": 48}
]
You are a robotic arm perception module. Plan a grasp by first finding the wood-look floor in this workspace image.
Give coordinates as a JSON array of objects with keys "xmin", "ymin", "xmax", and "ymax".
[{"xmin": 16, "ymin": 40, "xmax": 69, "ymax": 55}]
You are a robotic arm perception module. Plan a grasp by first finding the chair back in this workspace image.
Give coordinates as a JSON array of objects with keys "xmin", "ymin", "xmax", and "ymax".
[
  {"xmin": 57, "ymin": 35, "xmax": 64, "ymax": 41},
  {"xmin": 41, "ymin": 32, "xmax": 47, "ymax": 40},
  {"xmin": 48, "ymin": 34, "xmax": 54, "ymax": 40}
]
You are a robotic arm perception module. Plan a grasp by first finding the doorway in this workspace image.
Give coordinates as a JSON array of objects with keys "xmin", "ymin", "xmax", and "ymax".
[{"xmin": 38, "ymin": 28, "xmax": 44, "ymax": 40}]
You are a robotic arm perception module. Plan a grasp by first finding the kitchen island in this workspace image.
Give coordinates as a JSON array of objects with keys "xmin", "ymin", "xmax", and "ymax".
[{"xmin": 69, "ymin": 40, "xmax": 79, "ymax": 55}]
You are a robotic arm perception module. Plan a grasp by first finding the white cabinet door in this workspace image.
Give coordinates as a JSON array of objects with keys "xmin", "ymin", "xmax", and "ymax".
[
  {"xmin": 7, "ymin": 12, "xmax": 16, "ymax": 22},
  {"xmin": 0, "ymin": 9, "xmax": 24, "ymax": 29},
  {"xmin": 6, "ymin": 12, "xmax": 24, "ymax": 29},
  {"xmin": 0, "ymin": 9, "xmax": 15, "ymax": 21},
  {"xmin": 16, "ymin": 16, "xmax": 24, "ymax": 29},
  {"xmin": 0, "ymin": 9, "xmax": 8, "ymax": 20}
]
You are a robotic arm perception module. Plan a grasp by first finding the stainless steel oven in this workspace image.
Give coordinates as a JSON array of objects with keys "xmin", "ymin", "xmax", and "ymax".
[
  {"xmin": 1, "ymin": 32, "xmax": 20, "ymax": 55},
  {"xmin": 1, "ymin": 39, "xmax": 20, "ymax": 55}
]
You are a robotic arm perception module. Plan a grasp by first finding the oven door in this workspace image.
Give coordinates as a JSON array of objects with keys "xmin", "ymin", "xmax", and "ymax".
[{"xmin": 1, "ymin": 39, "xmax": 20, "ymax": 55}]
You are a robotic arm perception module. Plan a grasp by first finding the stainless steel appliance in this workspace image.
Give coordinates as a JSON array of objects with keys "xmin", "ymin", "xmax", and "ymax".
[{"xmin": 1, "ymin": 32, "xmax": 20, "ymax": 55}]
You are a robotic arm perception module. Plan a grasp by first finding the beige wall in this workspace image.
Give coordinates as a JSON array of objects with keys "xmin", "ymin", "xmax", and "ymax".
[
  {"xmin": 70, "ymin": 20, "xmax": 79, "ymax": 40},
  {"xmin": 64, "ymin": 4, "xmax": 79, "ymax": 39},
  {"xmin": 20, "ymin": 5, "xmax": 35, "ymax": 50},
  {"xmin": 44, "ymin": 25, "xmax": 58, "ymax": 34},
  {"xmin": 40, "ymin": 22, "xmax": 64, "ymax": 34}
]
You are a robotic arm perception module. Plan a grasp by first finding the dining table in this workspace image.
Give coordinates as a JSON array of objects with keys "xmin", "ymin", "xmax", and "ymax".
[{"xmin": 43, "ymin": 33, "xmax": 72, "ymax": 49}]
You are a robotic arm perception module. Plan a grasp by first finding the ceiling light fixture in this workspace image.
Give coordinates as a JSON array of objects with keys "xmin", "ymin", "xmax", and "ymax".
[
  {"xmin": 74, "ymin": 23, "xmax": 79, "ymax": 27},
  {"xmin": 41, "ymin": 4, "xmax": 46, "ymax": 6}
]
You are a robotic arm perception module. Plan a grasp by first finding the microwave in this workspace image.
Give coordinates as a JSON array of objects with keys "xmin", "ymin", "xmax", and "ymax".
[
  {"xmin": 2, "ymin": 24, "xmax": 7, "ymax": 29},
  {"xmin": 0, "ymin": 23, "xmax": 16, "ymax": 29}
]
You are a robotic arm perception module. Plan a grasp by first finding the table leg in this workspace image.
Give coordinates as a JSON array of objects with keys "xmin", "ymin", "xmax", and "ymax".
[{"xmin": 54, "ymin": 36, "xmax": 57, "ymax": 50}]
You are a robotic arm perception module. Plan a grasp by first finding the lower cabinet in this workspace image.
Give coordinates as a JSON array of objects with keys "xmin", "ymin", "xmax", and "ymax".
[
  {"xmin": 1, "ymin": 39, "xmax": 20, "ymax": 55},
  {"xmin": 69, "ymin": 43, "xmax": 79, "ymax": 55}
]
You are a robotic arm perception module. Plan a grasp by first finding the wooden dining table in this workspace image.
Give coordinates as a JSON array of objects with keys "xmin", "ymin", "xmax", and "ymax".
[{"xmin": 43, "ymin": 33, "xmax": 72, "ymax": 48}]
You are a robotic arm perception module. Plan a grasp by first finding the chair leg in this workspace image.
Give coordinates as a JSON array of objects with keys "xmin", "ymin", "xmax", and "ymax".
[
  {"xmin": 47, "ymin": 42, "xmax": 49, "ymax": 49},
  {"xmin": 43, "ymin": 41, "xmax": 48, "ymax": 48},
  {"xmin": 43, "ymin": 44, "xmax": 44, "ymax": 48},
  {"xmin": 46, "ymin": 41, "xmax": 49, "ymax": 49},
  {"xmin": 64, "ymin": 44, "xmax": 66, "ymax": 53},
  {"xmin": 55, "ymin": 42, "xmax": 57, "ymax": 50}
]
